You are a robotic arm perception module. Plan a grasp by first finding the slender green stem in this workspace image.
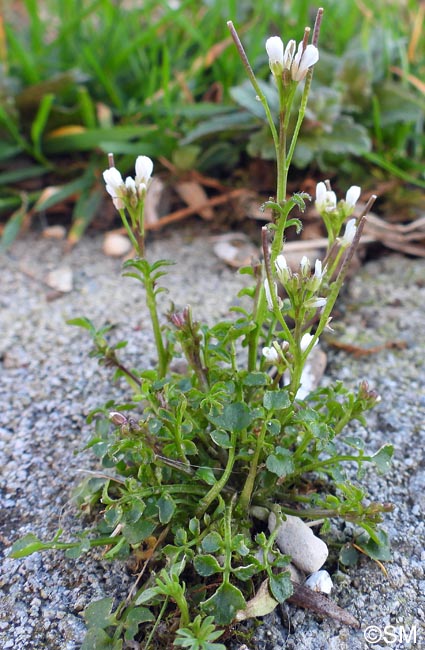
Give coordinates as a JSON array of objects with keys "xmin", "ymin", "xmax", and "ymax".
[
  {"xmin": 143, "ymin": 597, "xmax": 169, "ymax": 650},
  {"xmin": 196, "ymin": 429, "xmax": 237, "ymax": 517},
  {"xmin": 143, "ymin": 268, "xmax": 167, "ymax": 378},
  {"xmin": 227, "ymin": 21, "xmax": 279, "ymax": 152},
  {"xmin": 238, "ymin": 421, "xmax": 267, "ymax": 512},
  {"xmin": 119, "ymin": 208, "xmax": 139, "ymax": 252},
  {"xmin": 291, "ymin": 453, "xmax": 373, "ymax": 478}
]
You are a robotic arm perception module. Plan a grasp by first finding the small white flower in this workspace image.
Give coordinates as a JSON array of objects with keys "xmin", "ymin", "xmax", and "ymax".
[
  {"xmin": 262, "ymin": 346, "xmax": 280, "ymax": 363},
  {"xmin": 345, "ymin": 185, "xmax": 361, "ymax": 208},
  {"xmin": 264, "ymin": 278, "xmax": 277, "ymax": 310},
  {"xmin": 103, "ymin": 167, "xmax": 125, "ymax": 210},
  {"xmin": 291, "ymin": 42, "xmax": 319, "ymax": 81},
  {"xmin": 125, "ymin": 176, "xmax": 138, "ymax": 207},
  {"xmin": 275, "ymin": 254, "xmax": 291, "ymax": 284},
  {"xmin": 315, "ymin": 181, "xmax": 337, "ymax": 214},
  {"xmin": 305, "ymin": 297, "xmax": 327, "ymax": 310},
  {"xmin": 300, "ymin": 333, "xmax": 318, "ymax": 353},
  {"xmin": 300, "ymin": 255, "xmax": 310, "ymax": 276},
  {"xmin": 135, "ymin": 155, "xmax": 153, "ymax": 192},
  {"xmin": 340, "ymin": 218, "xmax": 357, "ymax": 247},
  {"xmin": 308, "ymin": 259, "xmax": 326, "ymax": 293},
  {"xmin": 305, "ymin": 570, "xmax": 333, "ymax": 594},
  {"xmin": 314, "ymin": 259, "xmax": 323, "ymax": 279},
  {"xmin": 266, "ymin": 36, "xmax": 284, "ymax": 75}
]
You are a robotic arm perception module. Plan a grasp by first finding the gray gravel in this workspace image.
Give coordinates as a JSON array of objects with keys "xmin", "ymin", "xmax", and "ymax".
[{"xmin": 1, "ymin": 229, "xmax": 424, "ymax": 649}]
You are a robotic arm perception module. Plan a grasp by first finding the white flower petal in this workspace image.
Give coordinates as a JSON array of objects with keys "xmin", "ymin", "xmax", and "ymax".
[
  {"xmin": 345, "ymin": 185, "xmax": 361, "ymax": 208},
  {"xmin": 103, "ymin": 167, "xmax": 124, "ymax": 193},
  {"xmin": 300, "ymin": 333, "xmax": 318, "ymax": 353},
  {"xmin": 283, "ymin": 39, "xmax": 296, "ymax": 69},
  {"xmin": 135, "ymin": 155, "xmax": 153, "ymax": 186},
  {"xmin": 291, "ymin": 43, "xmax": 319, "ymax": 81},
  {"xmin": 315, "ymin": 181, "xmax": 326, "ymax": 205},
  {"xmin": 262, "ymin": 346, "xmax": 280, "ymax": 363},
  {"xmin": 275, "ymin": 254, "xmax": 291, "ymax": 283},
  {"xmin": 266, "ymin": 36, "xmax": 284, "ymax": 66},
  {"xmin": 340, "ymin": 218, "xmax": 357, "ymax": 246},
  {"xmin": 314, "ymin": 259, "xmax": 323, "ymax": 279},
  {"xmin": 264, "ymin": 278, "xmax": 275, "ymax": 310}
]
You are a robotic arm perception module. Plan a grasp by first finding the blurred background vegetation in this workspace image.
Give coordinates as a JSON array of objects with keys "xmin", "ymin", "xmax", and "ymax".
[{"xmin": 1, "ymin": 0, "xmax": 424, "ymax": 248}]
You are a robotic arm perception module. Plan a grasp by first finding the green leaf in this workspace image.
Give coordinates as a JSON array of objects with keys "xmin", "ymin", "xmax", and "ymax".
[
  {"xmin": 242, "ymin": 372, "xmax": 270, "ymax": 387},
  {"xmin": 81, "ymin": 628, "xmax": 119, "ymax": 650},
  {"xmin": 339, "ymin": 544, "xmax": 359, "ymax": 567},
  {"xmin": 371, "ymin": 444, "xmax": 393, "ymax": 474},
  {"xmin": 266, "ymin": 419, "xmax": 281, "ymax": 436},
  {"xmin": 210, "ymin": 402, "xmax": 253, "ymax": 432},
  {"xmin": 123, "ymin": 607, "xmax": 155, "ymax": 641},
  {"xmin": 201, "ymin": 532, "xmax": 222, "ymax": 554},
  {"xmin": 210, "ymin": 429, "xmax": 231, "ymax": 449},
  {"xmin": 202, "ymin": 582, "xmax": 246, "ymax": 625},
  {"xmin": 31, "ymin": 92, "xmax": 55, "ymax": 159},
  {"xmin": 157, "ymin": 495, "xmax": 176, "ymax": 524},
  {"xmin": 195, "ymin": 466, "xmax": 217, "ymax": 485},
  {"xmin": 134, "ymin": 587, "xmax": 161, "ymax": 606},
  {"xmin": 269, "ymin": 572, "xmax": 293, "ymax": 603},
  {"xmin": 84, "ymin": 598, "xmax": 115, "ymax": 630},
  {"xmin": 266, "ymin": 447, "xmax": 294, "ymax": 478},
  {"xmin": 232, "ymin": 563, "xmax": 258, "ymax": 581},
  {"xmin": 0, "ymin": 196, "xmax": 29, "ymax": 252},
  {"xmin": 9, "ymin": 533, "xmax": 48, "ymax": 558},
  {"xmin": 122, "ymin": 520, "xmax": 156, "ymax": 545},
  {"xmin": 194, "ymin": 554, "xmax": 223, "ymax": 577},
  {"xmin": 67, "ymin": 316, "xmax": 95, "ymax": 332},
  {"xmin": 357, "ymin": 529, "xmax": 391, "ymax": 562},
  {"xmin": 263, "ymin": 390, "xmax": 291, "ymax": 411}
]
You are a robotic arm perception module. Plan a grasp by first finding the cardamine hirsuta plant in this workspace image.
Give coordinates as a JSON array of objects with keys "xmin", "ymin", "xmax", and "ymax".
[{"xmin": 12, "ymin": 9, "xmax": 394, "ymax": 649}]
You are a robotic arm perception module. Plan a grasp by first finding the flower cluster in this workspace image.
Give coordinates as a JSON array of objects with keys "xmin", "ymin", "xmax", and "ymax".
[
  {"xmin": 315, "ymin": 181, "xmax": 361, "ymax": 246},
  {"xmin": 266, "ymin": 35, "xmax": 319, "ymax": 82},
  {"xmin": 315, "ymin": 182, "xmax": 360, "ymax": 217},
  {"xmin": 272, "ymin": 253, "xmax": 327, "ymax": 311},
  {"xmin": 103, "ymin": 155, "xmax": 153, "ymax": 211}
]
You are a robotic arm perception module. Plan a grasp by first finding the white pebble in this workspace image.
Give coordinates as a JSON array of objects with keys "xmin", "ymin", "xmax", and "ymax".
[
  {"xmin": 45, "ymin": 266, "xmax": 73, "ymax": 293},
  {"xmin": 305, "ymin": 569, "xmax": 333, "ymax": 594},
  {"xmin": 269, "ymin": 512, "xmax": 329, "ymax": 573},
  {"xmin": 103, "ymin": 232, "xmax": 132, "ymax": 257}
]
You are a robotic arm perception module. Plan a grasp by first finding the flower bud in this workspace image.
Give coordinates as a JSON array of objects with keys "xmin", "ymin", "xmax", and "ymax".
[
  {"xmin": 300, "ymin": 255, "xmax": 311, "ymax": 277},
  {"xmin": 275, "ymin": 254, "xmax": 291, "ymax": 284},
  {"xmin": 109, "ymin": 411, "xmax": 128, "ymax": 426},
  {"xmin": 262, "ymin": 346, "xmax": 280, "ymax": 364}
]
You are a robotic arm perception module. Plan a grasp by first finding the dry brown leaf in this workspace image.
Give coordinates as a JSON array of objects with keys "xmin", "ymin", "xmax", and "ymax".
[
  {"xmin": 286, "ymin": 580, "xmax": 360, "ymax": 628},
  {"xmin": 174, "ymin": 181, "xmax": 214, "ymax": 220}
]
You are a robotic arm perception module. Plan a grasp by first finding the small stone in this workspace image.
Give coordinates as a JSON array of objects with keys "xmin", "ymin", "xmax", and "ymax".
[
  {"xmin": 287, "ymin": 563, "xmax": 305, "ymax": 584},
  {"xmin": 269, "ymin": 512, "xmax": 329, "ymax": 573},
  {"xmin": 305, "ymin": 569, "xmax": 333, "ymax": 594},
  {"xmin": 103, "ymin": 232, "xmax": 132, "ymax": 257},
  {"xmin": 42, "ymin": 225, "xmax": 66, "ymax": 239},
  {"xmin": 45, "ymin": 266, "xmax": 73, "ymax": 293}
]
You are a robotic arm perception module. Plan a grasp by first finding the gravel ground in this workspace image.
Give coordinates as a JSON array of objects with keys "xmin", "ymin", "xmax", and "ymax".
[{"xmin": 1, "ymin": 229, "xmax": 424, "ymax": 650}]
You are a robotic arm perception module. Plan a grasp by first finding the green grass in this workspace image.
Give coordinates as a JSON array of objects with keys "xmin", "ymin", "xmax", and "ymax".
[{"xmin": 1, "ymin": 0, "xmax": 424, "ymax": 245}]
